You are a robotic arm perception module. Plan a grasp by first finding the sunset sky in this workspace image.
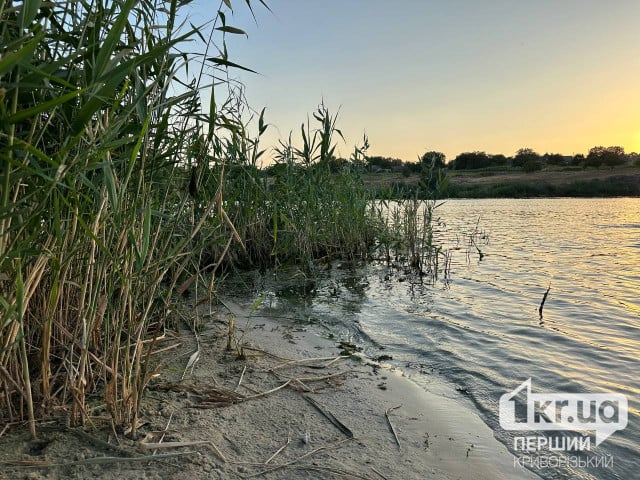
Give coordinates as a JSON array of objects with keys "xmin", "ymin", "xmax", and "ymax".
[{"xmin": 192, "ymin": 0, "xmax": 640, "ymax": 163}]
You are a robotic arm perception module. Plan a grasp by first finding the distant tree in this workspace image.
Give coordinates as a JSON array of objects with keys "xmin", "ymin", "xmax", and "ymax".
[
  {"xmin": 571, "ymin": 154, "xmax": 585, "ymax": 166},
  {"xmin": 420, "ymin": 151, "xmax": 446, "ymax": 169},
  {"xmin": 367, "ymin": 155, "xmax": 404, "ymax": 172},
  {"xmin": 513, "ymin": 148, "xmax": 540, "ymax": 168},
  {"xmin": 544, "ymin": 153, "xmax": 566, "ymax": 166},
  {"xmin": 418, "ymin": 151, "xmax": 446, "ymax": 193},
  {"xmin": 603, "ymin": 146, "xmax": 626, "ymax": 167},
  {"xmin": 586, "ymin": 146, "xmax": 626, "ymax": 168},
  {"xmin": 265, "ymin": 162, "xmax": 289, "ymax": 177},
  {"xmin": 328, "ymin": 156, "xmax": 348, "ymax": 173},
  {"xmin": 404, "ymin": 161, "xmax": 422, "ymax": 174},
  {"xmin": 489, "ymin": 154, "xmax": 508, "ymax": 167},
  {"xmin": 522, "ymin": 158, "xmax": 543, "ymax": 172},
  {"xmin": 452, "ymin": 151, "xmax": 491, "ymax": 170}
]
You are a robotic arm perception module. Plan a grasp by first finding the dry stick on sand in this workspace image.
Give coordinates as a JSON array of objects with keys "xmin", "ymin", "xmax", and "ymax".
[
  {"xmin": 264, "ymin": 431, "xmax": 292, "ymax": 465},
  {"xmin": 385, "ymin": 405, "xmax": 402, "ymax": 449},
  {"xmin": 539, "ymin": 285, "xmax": 551, "ymax": 318},
  {"xmin": 372, "ymin": 466, "xmax": 391, "ymax": 480},
  {"xmin": 302, "ymin": 394, "xmax": 354, "ymax": 438},
  {"xmin": 274, "ymin": 370, "xmax": 350, "ymax": 384},
  {"xmin": 139, "ymin": 440, "xmax": 226, "ymax": 462},
  {"xmin": 150, "ymin": 342, "xmax": 182, "ymax": 356},
  {"xmin": 270, "ymin": 355, "xmax": 350, "ymax": 371},
  {"xmin": 235, "ymin": 365, "xmax": 247, "ymax": 392},
  {"xmin": 66, "ymin": 426, "xmax": 137, "ymax": 458},
  {"xmin": 240, "ymin": 379, "xmax": 292, "ymax": 401},
  {"xmin": 1, "ymin": 451, "xmax": 198, "ymax": 469},
  {"xmin": 241, "ymin": 344, "xmax": 344, "ymax": 368},
  {"xmin": 244, "ymin": 438, "xmax": 353, "ymax": 478},
  {"xmin": 152, "ymin": 411, "xmax": 173, "ymax": 456},
  {"xmin": 273, "ymin": 464, "xmax": 372, "ymax": 479}
]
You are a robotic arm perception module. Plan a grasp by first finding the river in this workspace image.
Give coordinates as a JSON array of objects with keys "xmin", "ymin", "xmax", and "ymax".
[{"xmin": 238, "ymin": 197, "xmax": 639, "ymax": 480}]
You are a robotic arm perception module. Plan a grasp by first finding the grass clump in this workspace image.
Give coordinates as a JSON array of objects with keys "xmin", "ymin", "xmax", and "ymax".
[{"xmin": 218, "ymin": 104, "xmax": 378, "ymax": 269}]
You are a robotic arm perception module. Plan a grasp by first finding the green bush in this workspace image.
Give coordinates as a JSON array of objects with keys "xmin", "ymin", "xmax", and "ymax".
[{"xmin": 522, "ymin": 159, "xmax": 543, "ymax": 172}]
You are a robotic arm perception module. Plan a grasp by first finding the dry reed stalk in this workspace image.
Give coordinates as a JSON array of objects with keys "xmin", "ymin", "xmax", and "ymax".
[
  {"xmin": 235, "ymin": 365, "xmax": 247, "ymax": 392},
  {"xmin": 151, "ymin": 411, "xmax": 173, "ymax": 456},
  {"xmin": 240, "ymin": 379, "xmax": 292, "ymax": 401},
  {"xmin": 138, "ymin": 440, "xmax": 226, "ymax": 462},
  {"xmin": 282, "ymin": 371, "xmax": 350, "ymax": 383},
  {"xmin": 371, "ymin": 466, "xmax": 390, "ymax": 480},
  {"xmin": 1, "ymin": 451, "xmax": 198, "ymax": 469},
  {"xmin": 264, "ymin": 431, "xmax": 291, "ymax": 464},
  {"xmin": 149, "ymin": 343, "xmax": 182, "ymax": 356},
  {"xmin": 269, "ymin": 355, "xmax": 348, "ymax": 371},
  {"xmin": 244, "ymin": 438, "xmax": 353, "ymax": 478}
]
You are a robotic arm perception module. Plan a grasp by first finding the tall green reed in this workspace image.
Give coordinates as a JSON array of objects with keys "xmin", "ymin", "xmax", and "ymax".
[
  {"xmin": 208, "ymin": 103, "xmax": 379, "ymax": 272},
  {"xmin": 372, "ymin": 162, "xmax": 451, "ymax": 282},
  {"xmin": 0, "ymin": 0, "xmax": 262, "ymax": 436}
]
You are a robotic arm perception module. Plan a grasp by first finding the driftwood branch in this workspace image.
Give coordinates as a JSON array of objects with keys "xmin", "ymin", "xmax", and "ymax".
[
  {"xmin": 385, "ymin": 405, "xmax": 402, "ymax": 449},
  {"xmin": 539, "ymin": 285, "xmax": 551, "ymax": 318},
  {"xmin": 302, "ymin": 394, "xmax": 353, "ymax": 438}
]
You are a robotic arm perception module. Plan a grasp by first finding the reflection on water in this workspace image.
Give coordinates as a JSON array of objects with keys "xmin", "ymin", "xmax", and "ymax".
[{"xmin": 235, "ymin": 198, "xmax": 640, "ymax": 480}]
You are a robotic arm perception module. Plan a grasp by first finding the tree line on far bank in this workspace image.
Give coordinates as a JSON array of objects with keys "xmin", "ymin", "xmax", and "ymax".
[{"xmin": 349, "ymin": 145, "xmax": 640, "ymax": 175}]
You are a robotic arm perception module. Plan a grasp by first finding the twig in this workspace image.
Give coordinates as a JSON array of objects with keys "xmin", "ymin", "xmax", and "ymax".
[
  {"xmin": 150, "ymin": 343, "xmax": 182, "ymax": 356},
  {"xmin": 240, "ymin": 379, "xmax": 292, "ymax": 401},
  {"xmin": 275, "ymin": 370, "xmax": 350, "ymax": 383},
  {"xmin": 1, "ymin": 451, "xmax": 198, "ymax": 468},
  {"xmin": 372, "ymin": 466, "xmax": 390, "ymax": 479},
  {"xmin": 270, "ymin": 355, "xmax": 349, "ymax": 371},
  {"xmin": 302, "ymin": 394, "xmax": 353, "ymax": 438},
  {"xmin": 264, "ymin": 431, "xmax": 291, "ymax": 464},
  {"xmin": 271, "ymin": 464, "xmax": 371, "ymax": 479},
  {"xmin": 139, "ymin": 440, "xmax": 226, "ymax": 462},
  {"xmin": 153, "ymin": 412, "xmax": 173, "ymax": 456},
  {"xmin": 293, "ymin": 378, "xmax": 312, "ymax": 393},
  {"xmin": 235, "ymin": 365, "xmax": 247, "ymax": 392},
  {"xmin": 539, "ymin": 285, "xmax": 551, "ymax": 318},
  {"xmin": 241, "ymin": 345, "xmax": 295, "ymax": 362},
  {"xmin": 245, "ymin": 438, "xmax": 352, "ymax": 478},
  {"xmin": 385, "ymin": 405, "xmax": 402, "ymax": 449},
  {"xmin": 67, "ymin": 427, "xmax": 136, "ymax": 458}
]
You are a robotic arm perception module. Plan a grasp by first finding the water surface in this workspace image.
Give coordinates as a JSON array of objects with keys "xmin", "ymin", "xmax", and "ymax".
[{"xmin": 242, "ymin": 198, "xmax": 639, "ymax": 480}]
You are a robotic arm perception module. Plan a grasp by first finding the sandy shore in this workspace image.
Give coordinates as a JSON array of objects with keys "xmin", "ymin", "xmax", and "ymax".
[{"xmin": 0, "ymin": 300, "xmax": 540, "ymax": 479}]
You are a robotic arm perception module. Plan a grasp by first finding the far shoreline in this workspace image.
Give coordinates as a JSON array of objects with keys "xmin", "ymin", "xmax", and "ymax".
[{"xmin": 365, "ymin": 167, "xmax": 640, "ymax": 199}]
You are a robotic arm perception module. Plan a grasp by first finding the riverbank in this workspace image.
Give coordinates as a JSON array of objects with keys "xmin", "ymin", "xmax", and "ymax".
[
  {"xmin": 0, "ymin": 299, "xmax": 540, "ymax": 479},
  {"xmin": 365, "ymin": 167, "xmax": 640, "ymax": 198}
]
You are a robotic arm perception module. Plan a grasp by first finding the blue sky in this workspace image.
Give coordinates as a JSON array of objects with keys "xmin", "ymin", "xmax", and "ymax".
[{"xmin": 188, "ymin": 0, "xmax": 640, "ymax": 163}]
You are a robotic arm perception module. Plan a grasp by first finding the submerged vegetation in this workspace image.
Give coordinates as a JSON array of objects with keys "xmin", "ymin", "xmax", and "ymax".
[{"xmin": 0, "ymin": 0, "xmax": 443, "ymax": 436}]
